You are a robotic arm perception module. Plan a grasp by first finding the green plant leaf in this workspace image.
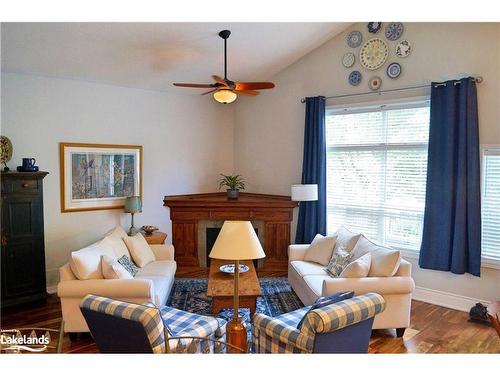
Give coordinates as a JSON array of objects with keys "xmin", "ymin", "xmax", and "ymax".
[{"xmin": 217, "ymin": 174, "xmax": 245, "ymax": 190}]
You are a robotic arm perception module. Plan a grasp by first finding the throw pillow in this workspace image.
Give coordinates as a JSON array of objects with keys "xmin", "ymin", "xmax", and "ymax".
[
  {"xmin": 69, "ymin": 242, "xmax": 115, "ymax": 280},
  {"xmin": 339, "ymin": 252, "xmax": 372, "ymax": 278},
  {"xmin": 101, "ymin": 255, "xmax": 133, "ymax": 279},
  {"xmin": 303, "ymin": 234, "xmax": 338, "ymax": 266},
  {"xmin": 350, "ymin": 234, "xmax": 378, "ymax": 259},
  {"xmin": 351, "ymin": 235, "xmax": 401, "ymax": 277},
  {"xmin": 117, "ymin": 255, "xmax": 139, "ymax": 277},
  {"xmin": 100, "ymin": 236, "xmax": 130, "ymax": 260},
  {"xmin": 297, "ymin": 291, "xmax": 354, "ymax": 329},
  {"xmin": 334, "ymin": 226, "xmax": 361, "ymax": 252},
  {"xmin": 123, "ymin": 232, "xmax": 156, "ymax": 267},
  {"xmin": 105, "ymin": 226, "xmax": 128, "ymax": 239},
  {"xmin": 324, "ymin": 245, "xmax": 353, "ymax": 277},
  {"xmin": 369, "ymin": 247, "xmax": 401, "ymax": 277}
]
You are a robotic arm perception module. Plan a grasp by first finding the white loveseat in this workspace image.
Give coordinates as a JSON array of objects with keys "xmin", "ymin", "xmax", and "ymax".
[
  {"xmin": 57, "ymin": 227, "xmax": 177, "ymax": 333},
  {"xmin": 288, "ymin": 229, "xmax": 415, "ymax": 336}
]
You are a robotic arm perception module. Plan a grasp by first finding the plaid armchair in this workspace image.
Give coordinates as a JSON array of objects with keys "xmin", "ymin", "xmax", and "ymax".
[
  {"xmin": 80, "ymin": 294, "xmax": 227, "ymax": 353},
  {"xmin": 253, "ymin": 293, "xmax": 385, "ymax": 353}
]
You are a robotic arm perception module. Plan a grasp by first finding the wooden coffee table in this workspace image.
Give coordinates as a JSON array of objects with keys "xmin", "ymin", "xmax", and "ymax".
[{"xmin": 207, "ymin": 259, "xmax": 261, "ymax": 318}]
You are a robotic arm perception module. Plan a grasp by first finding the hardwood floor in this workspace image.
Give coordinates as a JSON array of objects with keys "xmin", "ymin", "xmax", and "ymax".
[{"xmin": 1, "ymin": 269, "xmax": 499, "ymax": 354}]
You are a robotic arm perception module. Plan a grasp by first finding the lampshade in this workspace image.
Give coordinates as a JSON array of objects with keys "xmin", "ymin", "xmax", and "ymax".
[
  {"xmin": 209, "ymin": 221, "xmax": 265, "ymax": 260},
  {"xmin": 124, "ymin": 196, "xmax": 142, "ymax": 213},
  {"xmin": 213, "ymin": 89, "xmax": 237, "ymax": 104},
  {"xmin": 291, "ymin": 184, "xmax": 318, "ymax": 201}
]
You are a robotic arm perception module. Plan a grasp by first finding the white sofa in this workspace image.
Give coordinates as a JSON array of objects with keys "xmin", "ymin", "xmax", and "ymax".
[
  {"xmin": 57, "ymin": 228, "xmax": 176, "ymax": 334},
  {"xmin": 288, "ymin": 235, "xmax": 415, "ymax": 336}
]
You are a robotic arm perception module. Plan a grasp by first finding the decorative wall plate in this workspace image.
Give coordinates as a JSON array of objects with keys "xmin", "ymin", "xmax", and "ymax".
[
  {"xmin": 395, "ymin": 40, "xmax": 412, "ymax": 57},
  {"xmin": 369, "ymin": 76, "xmax": 382, "ymax": 91},
  {"xmin": 0, "ymin": 135, "xmax": 13, "ymax": 170},
  {"xmin": 346, "ymin": 31, "xmax": 363, "ymax": 48},
  {"xmin": 385, "ymin": 22, "xmax": 404, "ymax": 41},
  {"xmin": 348, "ymin": 70, "xmax": 362, "ymax": 86},
  {"xmin": 359, "ymin": 38, "xmax": 389, "ymax": 70},
  {"xmin": 367, "ymin": 22, "xmax": 382, "ymax": 34},
  {"xmin": 342, "ymin": 52, "xmax": 355, "ymax": 68},
  {"xmin": 386, "ymin": 62, "xmax": 402, "ymax": 79}
]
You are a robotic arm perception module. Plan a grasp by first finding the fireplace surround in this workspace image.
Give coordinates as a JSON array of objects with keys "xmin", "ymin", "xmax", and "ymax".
[{"xmin": 163, "ymin": 192, "xmax": 297, "ymax": 270}]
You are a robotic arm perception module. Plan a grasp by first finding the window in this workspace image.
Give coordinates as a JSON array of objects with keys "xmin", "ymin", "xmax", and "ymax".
[
  {"xmin": 326, "ymin": 99, "xmax": 430, "ymax": 251},
  {"xmin": 482, "ymin": 147, "xmax": 500, "ymax": 262}
]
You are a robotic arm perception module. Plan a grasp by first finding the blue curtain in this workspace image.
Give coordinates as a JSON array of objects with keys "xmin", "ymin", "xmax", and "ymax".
[
  {"xmin": 419, "ymin": 77, "xmax": 481, "ymax": 276},
  {"xmin": 295, "ymin": 96, "xmax": 327, "ymax": 244}
]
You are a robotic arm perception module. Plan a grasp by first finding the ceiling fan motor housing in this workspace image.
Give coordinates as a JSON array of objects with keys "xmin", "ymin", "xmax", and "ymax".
[{"xmin": 218, "ymin": 30, "xmax": 231, "ymax": 39}]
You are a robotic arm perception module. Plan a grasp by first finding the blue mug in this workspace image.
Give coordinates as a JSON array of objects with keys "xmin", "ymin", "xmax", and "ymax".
[{"xmin": 22, "ymin": 158, "xmax": 36, "ymax": 168}]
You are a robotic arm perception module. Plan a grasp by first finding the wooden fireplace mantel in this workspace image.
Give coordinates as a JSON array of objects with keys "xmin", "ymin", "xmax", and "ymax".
[{"xmin": 163, "ymin": 192, "xmax": 298, "ymax": 270}]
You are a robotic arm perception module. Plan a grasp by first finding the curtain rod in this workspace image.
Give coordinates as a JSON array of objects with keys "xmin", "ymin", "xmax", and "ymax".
[{"xmin": 300, "ymin": 76, "xmax": 483, "ymax": 103}]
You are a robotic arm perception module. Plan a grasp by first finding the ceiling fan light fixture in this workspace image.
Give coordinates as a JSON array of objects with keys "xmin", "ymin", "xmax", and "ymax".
[{"xmin": 213, "ymin": 89, "xmax": 237, "ymax": 104}]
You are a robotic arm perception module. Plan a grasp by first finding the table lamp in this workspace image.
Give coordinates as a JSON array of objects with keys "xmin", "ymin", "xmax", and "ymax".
[
  {"xmin": 124, "ymin": 196, "xmax": 142, "ymax": 236},
  {"xmin": 209, "ymin": 221, "xmax": 265, "ymax": 353}
]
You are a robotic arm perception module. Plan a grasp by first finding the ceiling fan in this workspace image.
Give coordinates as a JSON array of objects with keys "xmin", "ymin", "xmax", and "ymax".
[{"xmin": 173, "ymin": 30, "xmax": 275, "ymax": 104}]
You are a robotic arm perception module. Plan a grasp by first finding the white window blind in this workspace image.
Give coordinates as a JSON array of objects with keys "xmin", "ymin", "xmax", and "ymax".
[
  {"xmin": 326, "ymin": 100, "xmax": 430, "ymax": 251},
  {"xmin": 482, "ymin": 148, "xmax": 500, "ymax": 261}
]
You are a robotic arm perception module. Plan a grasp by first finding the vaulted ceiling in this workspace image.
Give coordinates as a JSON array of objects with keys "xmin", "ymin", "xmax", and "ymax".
[{"xmin": 1, "ymin": 22, "xmax": 349, "ymax": 93}]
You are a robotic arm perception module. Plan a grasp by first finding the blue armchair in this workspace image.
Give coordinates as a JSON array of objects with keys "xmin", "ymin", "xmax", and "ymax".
[
  {"xmin": 252, "ymin": 292, "xmax": 385, "ymax": 353},
  {"xmin": 80, "ymin": 294, "xmax": 228, "ymax": 353}
]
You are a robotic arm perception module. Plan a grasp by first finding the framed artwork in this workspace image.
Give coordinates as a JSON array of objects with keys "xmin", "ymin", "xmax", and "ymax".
[{"xmin": 59, "ymin": 143, "xmax": 142, "ymax": 212}]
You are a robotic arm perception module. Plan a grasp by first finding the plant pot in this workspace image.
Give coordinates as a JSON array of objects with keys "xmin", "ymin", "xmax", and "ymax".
[{"xmin": 226, "ymin": 189, "xmax": 239, "ymax": 199}]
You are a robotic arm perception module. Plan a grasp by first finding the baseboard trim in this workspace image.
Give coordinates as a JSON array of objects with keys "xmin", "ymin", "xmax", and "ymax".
[
  {"xmin": 413, "ymin": 286, "xmax": 491, "ymax": 312},
  {"xmin": 47, "ymin": 285, "xmax": 58, "ymax": 294}
]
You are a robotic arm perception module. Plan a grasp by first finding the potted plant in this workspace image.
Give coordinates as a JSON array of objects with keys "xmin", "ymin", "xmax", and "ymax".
[{"xmin": 218, "ymin": 174, "xmax": 245, "ymax": 199}]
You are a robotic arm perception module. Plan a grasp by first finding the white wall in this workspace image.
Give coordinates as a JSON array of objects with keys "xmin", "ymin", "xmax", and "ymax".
[
  {"xmin": 2, "ymin": 23, "xmax": 499, "ymax": 306},
  {"xmin": 1, "ymin": 72, "xmax": 234, "ymax": 288},
  {"xmin": 234, "ymin": 23, "xmax": 500, "ymax": 305}
]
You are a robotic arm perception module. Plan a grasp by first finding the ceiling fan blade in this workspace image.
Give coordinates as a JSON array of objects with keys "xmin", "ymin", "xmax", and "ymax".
[
  {"xmin": 212, "ymin": 75, "xmax": 229, "ymax": 86},
  {"xmin": 235, "ymin": 82, "xmax": 275, "ymax": 91},
  {"xmin": 173, "ymin": 83, "xmax": 215, "ymax": 88},
  {"xmin": 201, "ymin": 89, "xmax": 218, "ymax": 95},
  {"xmin": 236, "ymin": 90, "xmax": 259, "ymax": 96}
]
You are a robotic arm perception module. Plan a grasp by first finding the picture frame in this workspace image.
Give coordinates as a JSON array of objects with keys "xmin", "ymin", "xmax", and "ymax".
[{"xmin": 59, "ymin": 142, "xmax": 142, "ymax": 212}]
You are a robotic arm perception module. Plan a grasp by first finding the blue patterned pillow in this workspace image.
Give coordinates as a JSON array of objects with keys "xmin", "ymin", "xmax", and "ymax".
[
  {"xmin": 297, "ymin": 291, "xmax": 354, "ymax": 329},
  {"xmin": 324, "ymin": 245, "xmax": 353, "ymax": 277},
  {"xmin": 117, "ymin": 255, "xmax": 139, "ymax": 277}
]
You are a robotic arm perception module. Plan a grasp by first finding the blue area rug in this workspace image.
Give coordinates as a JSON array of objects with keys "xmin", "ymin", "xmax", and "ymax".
[{"xmin": 166, "ymin": 277, "xmax": 304, "ymax": 335}]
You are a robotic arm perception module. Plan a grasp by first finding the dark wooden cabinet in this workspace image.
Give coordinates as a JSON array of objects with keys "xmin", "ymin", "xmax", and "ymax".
[{"xmin": 1, "ymin": 171, "xmax": 48, "ymax": 307}]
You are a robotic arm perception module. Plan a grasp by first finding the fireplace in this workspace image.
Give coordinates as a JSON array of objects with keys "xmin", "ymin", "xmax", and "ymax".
[
  {"xmin": 205, "ymin": 227, "xmax": 259, "ymax": 268},
  {"xmin": 163, "ymin": 192, "xmax": 297, "ymax": 270},
  {"xmin": 197, "ymin": 220, "xmax": 264, "ymax": 268}
]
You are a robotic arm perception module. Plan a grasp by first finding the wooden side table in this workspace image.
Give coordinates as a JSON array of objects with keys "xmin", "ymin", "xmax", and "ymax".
[{"xmin": 142, "ymin": 231, "xmax": 167, "ymax": 245}]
